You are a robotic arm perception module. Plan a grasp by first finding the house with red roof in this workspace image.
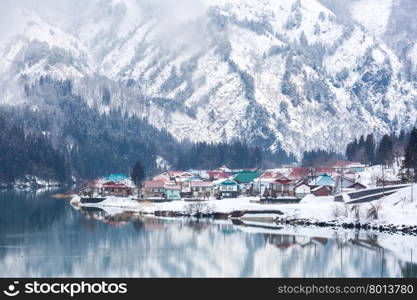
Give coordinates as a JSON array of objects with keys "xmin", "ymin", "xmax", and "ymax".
[
  {"xmin": 287, "ymin": 167, "xmax": 311, "ymax": 180},
  {"xmin": 311, "ymin": 185, "xmax": 332, "ymax": 197},
  {"xmin": 143, "ymin": 180, "xmax": 166, "ymax": 199},
  {"xmin": 268, "ymin": 178, "xmax": 296, "ymax": 197},
  {"xmin": 101, "ymin": 181, "xmax": 132, "ymax": 197},
  {"xmin": 207, "ymin": 170, "xmax": 229, "ymax": 180},
  {"xmin": 253, "ymin": 171, "xmax": 286, "ymax": 195}
]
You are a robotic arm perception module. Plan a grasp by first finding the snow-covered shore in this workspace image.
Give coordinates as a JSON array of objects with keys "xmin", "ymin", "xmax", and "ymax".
[{"xmin": 71, "ymin": 184, "xmax": 417, "ymax": 233}]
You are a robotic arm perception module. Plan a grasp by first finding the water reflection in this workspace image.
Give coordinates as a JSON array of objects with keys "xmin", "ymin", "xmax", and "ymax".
[{"xmin": 0, "ymin": 190, "xmax": 416, "ymax": 277}]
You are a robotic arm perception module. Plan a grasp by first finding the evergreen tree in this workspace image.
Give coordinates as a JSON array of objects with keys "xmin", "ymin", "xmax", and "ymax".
[
  {"xmin": 131, "ymin": 160, "xmax": 145, "ymax": 187},
  {"xmin": 364, "ymin": 133, "xmax": 375, "ymax": 164},
  {"xmin": 376, "ymin": 134, "xmax": 394, "ymax": 166},
  {"xmin": 345, "ymin": 138, "xmax": 358, "ymax": 162},
  {"xmin": 401, "ymin": 127, "xmax": 417, "ymax": 182}
]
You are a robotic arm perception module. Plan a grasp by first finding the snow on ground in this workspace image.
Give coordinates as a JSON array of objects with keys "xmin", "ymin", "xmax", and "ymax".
[
  {"xmin": 71, "ymin": 183, "xmax": 417, "ymax": 228},
  {"xmin": 357, "ymin": 163, "xmax": 401, "ymax": 188}
]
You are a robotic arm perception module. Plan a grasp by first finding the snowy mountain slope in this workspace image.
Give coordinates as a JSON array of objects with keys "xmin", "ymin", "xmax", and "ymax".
[{"xmin": 1, "ymin": 0, "xmax": 417, "ymax": 157}]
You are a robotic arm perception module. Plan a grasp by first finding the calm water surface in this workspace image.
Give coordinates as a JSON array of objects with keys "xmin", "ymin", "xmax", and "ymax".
[{"xmin": 0, "ymin": 190, "xmax": 416, "ymax": 277}]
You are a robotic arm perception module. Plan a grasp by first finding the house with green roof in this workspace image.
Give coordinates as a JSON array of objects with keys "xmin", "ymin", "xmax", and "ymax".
[
  {"xmin": 233, "ymin": 171, "xmax": 260, "ymax": 195},
  {"xmin": 105, "ymin": 174, "xmax": 127, "ymax": 182},
  {"xmin": 216, "ymin": 179, "xmax": 239, "ymax": 198}
]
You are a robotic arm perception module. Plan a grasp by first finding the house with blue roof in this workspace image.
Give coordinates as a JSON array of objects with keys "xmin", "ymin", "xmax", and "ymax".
[
  {"xmin": 310, "ymin": 173, "xmax": 334, "ymax": 187},
  {"xmin": 105, "ymin": 174, "xmax": 127, "ymax": 182}
]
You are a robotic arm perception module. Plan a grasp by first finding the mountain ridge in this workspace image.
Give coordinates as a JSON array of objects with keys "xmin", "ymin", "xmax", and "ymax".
[{"xmin": 1, "ymin": 0, "xmax": 417, "ymax": 158}]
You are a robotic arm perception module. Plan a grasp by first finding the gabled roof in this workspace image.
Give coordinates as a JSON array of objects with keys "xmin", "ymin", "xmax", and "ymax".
[
  {"xmin": 288, "ymin": 167, "xmax": 311, "ymax": 179},
  {"xmin": 105, "ymin": 174, "xmax": 127, "ymax": 182},
  {"xmin": 191, "ymin": 181, "xmax": 213, "ymax": 187},
  {"xmin": 208, "ymin": 171, "xmax": 229, "ymax": 179},
  {"xmin": 310, "ymin": 173, "xmax": 335, "ymax": 186},
  {"xmin": 233, "ymin": 171, "xmax": 260, "ymax": 184},
  {"xmin": 294, "ymin": 180, "xmax": 310, "ymax": 188},
  {"xmin": 167, "ymin": 171, "xmax": 193, "ymax": 178},
  {"xmin": 260, "ymin": 171, "xmax": 285, "ymax": 179},
  {"xmin": 164, "ymin": 184, "xmax": 181, "ymax": 190},
  {"xmin": 311, "ymin": 185, "xmax": 332, "ymax": 192},
  {"xmin": 315, "ymin": 167, "xmax": 335, "ymax": 176},
  {"xmin": 219, "ymin": 179, "xmax": 238, "ymax": 185},
  {"xmin": 347, "ymin": 182, "xmax": 366, "ymax": 189},
  {"xmin": 144, "ymin": 180, "xmax": 165, "ymax": 188},
  {"xmin": 102, "ymin": 181, "xmax": 129, "ymax": 188},
  {"xmin": 273, "ymin": 179, "xmax": 294, "ymax": 184}
]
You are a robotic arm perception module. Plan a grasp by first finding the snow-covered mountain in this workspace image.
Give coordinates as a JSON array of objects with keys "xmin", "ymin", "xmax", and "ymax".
[{"xmin": 1, "ymin": 0, "xmax": 417, "ymax": 157}]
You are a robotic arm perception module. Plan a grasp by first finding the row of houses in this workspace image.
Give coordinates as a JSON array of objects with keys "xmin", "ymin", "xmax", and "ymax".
[
  {"xmin": 141, "ymin": 162, "xmax": 368, "ymax": 200},
  {"xmin": 80, "ymin": 174, "xmax": 134, "ymax": 198},
  {"xmin": 79, "ymin": 162, "xmax": 368, "ymax": 201}
]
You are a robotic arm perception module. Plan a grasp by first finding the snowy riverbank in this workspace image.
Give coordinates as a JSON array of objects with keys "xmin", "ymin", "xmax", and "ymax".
[{"xmin": 71, "ymin": 184, "xmax": 417, "ymax": 234}]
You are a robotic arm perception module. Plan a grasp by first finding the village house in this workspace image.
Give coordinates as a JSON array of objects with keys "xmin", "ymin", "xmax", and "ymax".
[
  {"xmin": 167, "ymin": 171, "xmax": 193, "ymax": 184},
  {"xmin": 294, "ymin": 181, "xmax": 311, "ymax": 198},
  {"xmin": 253, "ymin": 171, "xmax": 285, "ymax": 195},
  {"xmin": 311, "ymin": 185, "xmax": 332, "ymax": 197},
  {"xmin": 153, "ymin": 173, "xmax": 170, "ymax": 182},
  {"xmin": 233, "ymin": 170, "xmax": 260, "ymax": 195},
  {"xmin": 190, "ymin": 181, "xmax": 213, "ymax": 199},
  {"xmin": 333, "ymin": 161, "xmax": 350, "ymax": 173},
  {"xmin": 309, "ymin": 173, "xmax": 335, "ymax": 187},
  {"xmin": 207, "ymin": 170, "xmax": 229, "ymax": 180},
  {"xmin": 79, "ymin": 180, "xmax": 102, "ymax": 197},
  {"xmin": 101, "ymin": 181, "xmax": 132, "ymax": 197},
  {"xmin": 143, "ymin": 180, "xmax": 165, "ymax": 199},
  {"xmin": 333, "ymin": 175, "xmax": 356, "ymax": 194},
  {"xmin": 347, "ymin": 162, "xmax": 366, "ymax": 173},
  {"xmin": 105, "ymin": 174, "xmax": 128, "ymax": 182},
  {"xmin": 215, "ymin": 179, "xmax": 239, "ymax": 198},
  {"xmin": 180, "ymin": 176, "xmax": 203, "ymax": 197},
  {"xmin": 315, "ymin": 167, "xmax": 337, "ymax": 177},
  {"xmin": 347, "ymin": 182, "xmax": 367, "ymax": 190},
  {"xmin": 287, "ymin": 167, "xmax": 312, "ymax": 181},
  {"xmin": 268, "ymin": 179, "xmax": 296, "ymax": 197},
  {"xmin": 164, "ymin": 184, "xmax": 181, "ymax": 200}
]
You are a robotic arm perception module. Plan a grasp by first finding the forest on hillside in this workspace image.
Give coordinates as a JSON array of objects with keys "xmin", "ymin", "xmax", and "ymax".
[{"xmin": 0, "ymin": 77, "xmax": 294, "ymax": 185}]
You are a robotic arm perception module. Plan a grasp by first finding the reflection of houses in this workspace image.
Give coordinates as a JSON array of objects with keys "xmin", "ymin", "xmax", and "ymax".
[{"xmin": 265, "ymin": 234, "xmax": 328, "ymax": 249}]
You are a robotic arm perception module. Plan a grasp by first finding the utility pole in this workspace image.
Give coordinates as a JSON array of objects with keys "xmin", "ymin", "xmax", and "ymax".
[{"xmin": 381, "ymin": 164, "xmax": 385, "ymax": 197}]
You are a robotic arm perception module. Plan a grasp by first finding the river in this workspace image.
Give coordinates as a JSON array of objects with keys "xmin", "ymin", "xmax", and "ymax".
[{"xmin": 0, "ymin": 189, "xmax": 416, "ymax": 277}]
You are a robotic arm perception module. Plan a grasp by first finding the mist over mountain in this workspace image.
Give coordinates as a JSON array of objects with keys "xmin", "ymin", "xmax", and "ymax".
[{"xmin": 1, "ymin": 0, "xmax": 417, "ymax": 168}]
